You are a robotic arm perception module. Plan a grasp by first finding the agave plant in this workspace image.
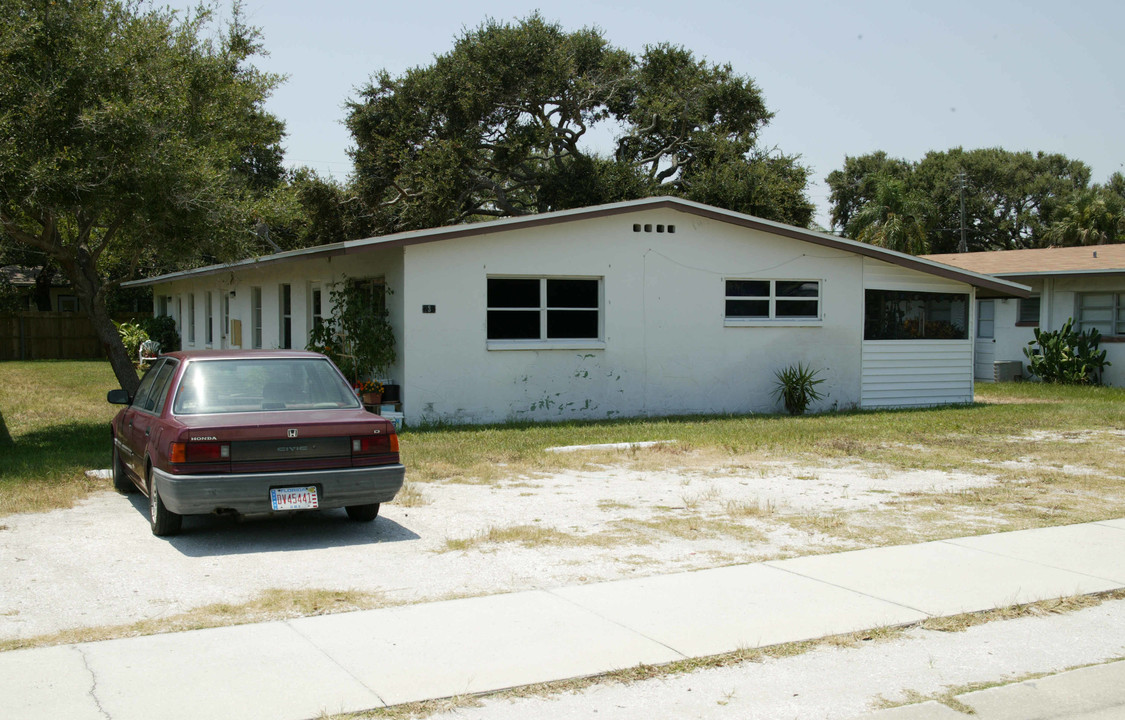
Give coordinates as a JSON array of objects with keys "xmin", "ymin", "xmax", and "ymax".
[{"xmin": 771, "ymin": 362, "xmax": 826, "ymax": 415}]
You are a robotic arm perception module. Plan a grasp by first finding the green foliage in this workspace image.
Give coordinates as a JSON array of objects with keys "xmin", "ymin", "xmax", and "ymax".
[
  {"xmin": 1023, "ymin": 318, "xmax": 1110, "ymax": 385},
  {"xmin": 346, "ymin": 14, "xmax": 813, "ymax": 233},
  {"xmin": 844, "ymin": 174, "xmax": 930, "ymax": 254},
  {"xmin": 771, "ymin": 363, "xmax": 826, "ymax": 416},
  {"xmin": 113, "ymin": 321, "xmax": 149, "ymax": 360},
  {"xmin": 826, "ymin": 148, "xmax": 1094, "ymax": 253},
  {"xmin": 0, "ymin": 0, "xmax": 284, "ymax": 393},
  {"xmin": 306, "ymin": 280, "xmax": 396, "ymax": 383},
  {"xmin": 1041, "ymin": 186, "xmax": 1125, "ymax": 246},
  {"xmin": 250, "ymin": 168, "xmax": 373, "ymax": 250},
  {"xmin": 139, "ymin": 315, "xmax": 180, "ymax": 353}
]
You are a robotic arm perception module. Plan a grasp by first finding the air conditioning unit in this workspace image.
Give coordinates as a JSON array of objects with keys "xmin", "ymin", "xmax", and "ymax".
[{"xmin": 993, "ymin": 360, "xmax": 1023, "ymax": 382}]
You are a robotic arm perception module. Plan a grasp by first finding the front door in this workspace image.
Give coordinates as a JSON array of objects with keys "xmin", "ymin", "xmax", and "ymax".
[{"xmin": 974, "ymin": 300, "xmax": 996, "ymax": 380}]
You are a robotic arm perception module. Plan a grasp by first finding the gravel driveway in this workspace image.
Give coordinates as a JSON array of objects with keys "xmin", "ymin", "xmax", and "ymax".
[{"xmin": 0, "ymin": 454, "xmax": 1002, "ymax": 642}]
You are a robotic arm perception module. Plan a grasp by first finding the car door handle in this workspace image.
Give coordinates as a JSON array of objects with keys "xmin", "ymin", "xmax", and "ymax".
[{"xmin": 144, "ymin": 428, "xmax": 151, "ymax": 437}]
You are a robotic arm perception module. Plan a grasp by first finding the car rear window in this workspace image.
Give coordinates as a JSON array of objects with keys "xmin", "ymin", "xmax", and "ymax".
[{"xmin": 173, "ymin": 358, "xmax": 361, "ymax": 415}]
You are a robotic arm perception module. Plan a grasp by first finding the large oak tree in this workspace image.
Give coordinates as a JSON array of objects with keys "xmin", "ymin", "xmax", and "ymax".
[
  {"xmin": 827, "ymin": 148, "xmax": 1095, "ymax": 253},
  {"xmin": 346, "ymin": 14, "xmax": 813, "ymax": 233},
  {"xmin": 0, "ymin": 0, "xmax": 284, "ymax": 393}
]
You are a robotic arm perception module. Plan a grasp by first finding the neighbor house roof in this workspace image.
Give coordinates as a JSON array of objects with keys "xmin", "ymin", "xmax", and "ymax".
[
  {"xmin": 0, "ymin": 265, "xmax": 69, "ymax": 287},
  {"xmin": 124, "ymin": 197, "xmax": 1030, "ymax": 297},
  {"xmin": 923, "ymin": 245, "xmax": 1125, "ymax": 279}
]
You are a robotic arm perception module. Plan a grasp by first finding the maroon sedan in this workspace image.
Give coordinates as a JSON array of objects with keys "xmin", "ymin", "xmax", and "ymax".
[{"xmin": 108, "ymin": 350, "xmax": 404, "ymax": 536}]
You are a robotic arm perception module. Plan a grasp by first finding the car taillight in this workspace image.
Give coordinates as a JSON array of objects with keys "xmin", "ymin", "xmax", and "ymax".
[
  {"xmin": 170, "ymin": 442, "xmax": 230, "ymax": 463},
  {"xmin": 351, "ymin": 433, "xmax": 397, "ymax": 456}
]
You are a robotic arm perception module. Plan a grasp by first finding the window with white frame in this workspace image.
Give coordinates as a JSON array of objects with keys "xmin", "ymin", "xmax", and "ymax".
[
  {"xmin": 251, "ymin": 286, "xmax": 262, "ymax": 349},
  {"xmin": 977, "ymin": 299, "xmax": 994, "ymax": 338},
  {"xmin": 205, "ymin": 292, "xmax": 214, "ymax": 345},
  {"xmin": 1018, "ymin": 296, "xmax": 1040, "ymax": 325},
  {"xmin": 187, "ymin": 293, "xmax": 196, "ymax": 344},
  {"xmin": 279, "ymin": 284, "xmax": 292, "ymax": 349},
  {"xmin": 724, "ymin": 279, "xmax": 821, "ymax": 321},
  {"xmin": 1078, "ymin": 292, "xmax": 1125, "ymax": 336},
  {"xmin": 309, "ymin": 282, "xmax": 323, "ymax": 333},
  {"xmin": 221, "ymin": 293, "xmax": 230, "ymax": 342},
  {"xmin": 487, "ymin": 277, "xmax": 601, "ymax": 341}
]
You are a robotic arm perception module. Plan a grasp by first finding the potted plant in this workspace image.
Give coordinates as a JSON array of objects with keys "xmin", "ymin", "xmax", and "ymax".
[
  {"xmin": 354, "ymin": 379, "xmax": 384, "ymax": 405},
  {"xmin": 307, "ymin": 278, "xmax": 396, "ymax": 384}
]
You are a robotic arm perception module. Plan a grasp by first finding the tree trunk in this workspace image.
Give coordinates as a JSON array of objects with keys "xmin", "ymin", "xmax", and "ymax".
[
  {"xmin": 32, "ymin": 261, "xmax": 55, "ymax": 311},
  {"xmin": 58, "ymin": 249, "xmax": 140, "ymax": 396},
  {"xmin": 0, "ymin": 407, "xmax": 12, "ymax": 447}
]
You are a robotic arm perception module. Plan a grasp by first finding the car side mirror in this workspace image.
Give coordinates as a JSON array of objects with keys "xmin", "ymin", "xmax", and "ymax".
[{"xmin": 107, "ymin": 389, "xmax": 132, "ymax": 405}]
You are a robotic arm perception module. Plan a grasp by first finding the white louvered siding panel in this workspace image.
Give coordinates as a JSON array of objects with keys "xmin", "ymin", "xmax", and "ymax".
[
  {"xmin": 863, "ymin": 258, "xmax": 969, "ymax": 293},
  {"xmin": 861, "ymin": 340, "xmax": 973, "ymax": 407}
]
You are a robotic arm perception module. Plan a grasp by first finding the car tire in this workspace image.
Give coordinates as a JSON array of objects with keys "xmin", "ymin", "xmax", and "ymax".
[
  {"xmin": 112, "ymin": 443, "xmax": 136, "ymax": 494},
  {"xmin": 148, "ymin": 468, "xmax": 182, "ymax": 536},
  {"xmin": 345, "ymin": 503, "xmax": 380, "ymax": 522}
]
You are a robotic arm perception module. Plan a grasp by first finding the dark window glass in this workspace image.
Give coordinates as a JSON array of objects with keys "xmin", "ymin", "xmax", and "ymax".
[
  {"xmin": 132, "ymin": 360, "xmax": 165, "ymax": 413},
  {"xmin": 150, "ymin": 360, "xmax": 179, "ymax": 414},
  {"xmin": 488, "ymin": 311, "xmax": 540, "ymax": 340},
  {"xmin": 726, "ymin": 300, "xmax": 769, "ymax": 318},
  {"xmin": 488, "ymin": 279, "xmax": 539, "ymax": 308},
  {"xmin": 548, "ymin": 310, "xmax": 598, "ymax": 339},
  {"xmin": 726, "ymin": 280, "xmax": 770, "ymax": 297},
  {"xmin": 776, "ymin": 300, "xmax": 819, "ymax": 317},
  {"xmin": 547, "ymin": 279, "xmax": 598, "ymax": 308},
  {"xmin": 1018, "ymin": 297, "xmax": 1040, "ymax": 324},
  {"xmin": 864, "ymin": 290, "xmax": 969, "ymax": 340},
  {"xmin": 776, "ymin": 281, "xmax": 819, "ymax": 298}
]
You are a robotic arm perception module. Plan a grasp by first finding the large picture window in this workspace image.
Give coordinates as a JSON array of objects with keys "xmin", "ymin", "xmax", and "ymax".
[
  {"xmin": 865, "ymin": 289, "xmax": 969, "ymax": 340},
  {"xmin": 487, "ymin": 277, "xmax": 600, "ymax": 341},
  {"xmin": 1078, "ymin": 292, "xmax": 1124, "ymax": 336},
  {"xmin": 725, "ymin": 279, "xmax": 820, "ymax": 321}
]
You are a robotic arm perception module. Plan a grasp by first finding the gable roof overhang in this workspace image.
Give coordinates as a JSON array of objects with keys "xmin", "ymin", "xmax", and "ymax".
[{"xmin": 124, "ymin": 197, "xmax": 1030, "ymax": 297}]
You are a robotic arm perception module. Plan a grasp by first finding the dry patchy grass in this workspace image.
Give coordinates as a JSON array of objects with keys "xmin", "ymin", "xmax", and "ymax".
[{"xmin": 0, "ymin": 588, "xmax": 386, "ymax": 653}]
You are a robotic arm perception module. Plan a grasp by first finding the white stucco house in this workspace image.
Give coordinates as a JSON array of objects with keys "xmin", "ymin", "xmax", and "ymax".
[
  {"xmin": 924, "ymin": 244, "xmax": 1125, "ymax": 386},
  {"xmin": 125, "ymin": 197, "xmax": 1028, "ymax": 425}
]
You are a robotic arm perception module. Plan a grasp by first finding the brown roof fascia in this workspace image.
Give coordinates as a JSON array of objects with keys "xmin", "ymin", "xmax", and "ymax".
[
  {"xmin": 126, "ymin": 197, "xmax": 1028, "ymax": 296},
  {"xmin": 351, "ymin": 198, "xmax": 1027, "ymax": 296}
]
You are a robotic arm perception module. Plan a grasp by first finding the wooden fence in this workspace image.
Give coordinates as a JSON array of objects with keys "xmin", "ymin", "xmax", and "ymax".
[{"xmin": 0, "ymin": 312, "xmax": 148, "ymax": 361}]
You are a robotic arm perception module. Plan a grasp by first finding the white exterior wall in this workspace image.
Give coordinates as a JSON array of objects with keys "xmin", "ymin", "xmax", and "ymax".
[
  {"xmin": 400, "ymin": 209, "xmax": 867, "ymax": 425},
  {"xmin": 860, "ymin": 259, "xmax": 976, "ymax": 407},
  {"xmin": 150, "ymin": 248, "xmax": 407, "ymax": 385},
  {"xmin": 976, "ymin": 275, "xmax": 1125, "ymax": 386}
]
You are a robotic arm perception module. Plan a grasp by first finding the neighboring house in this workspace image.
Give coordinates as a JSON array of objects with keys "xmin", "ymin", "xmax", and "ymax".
[
  {"xmin": 924, "ymin": 245, "xmax": 1125, "ymax": 387},
  {"xmin": 124, "ymin": 197, "xmax": 1027, "ymax": 425},
  {"xmin": 0, "ymin": 265, "xmax": 80, "ymax": 312}
]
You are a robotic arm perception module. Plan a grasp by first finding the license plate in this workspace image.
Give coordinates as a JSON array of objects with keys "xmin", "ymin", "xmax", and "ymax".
[{"xmin": 270, "ymin": 486, "xmax": 319, "ymax": 511}]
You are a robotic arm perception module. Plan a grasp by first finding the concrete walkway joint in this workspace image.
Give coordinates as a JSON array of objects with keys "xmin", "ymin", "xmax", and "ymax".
[{"xmin": 2, "ymin": 518, "xmax": 1123, "ymax": 720}]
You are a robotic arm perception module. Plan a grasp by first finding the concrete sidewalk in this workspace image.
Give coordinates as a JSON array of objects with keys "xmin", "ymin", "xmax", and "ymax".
[
  {"xmin": 861, "ymin": 659, "xmax": 1125, "ymax": 719},
  {"xmin": 3, "ymin": 519, "xmax": 1124, "ymax": 720}
]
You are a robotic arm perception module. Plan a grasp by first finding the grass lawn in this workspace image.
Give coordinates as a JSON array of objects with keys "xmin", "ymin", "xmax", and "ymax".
[
  {"xmin": 2, "ymin": 360, "xmax": 1124, "ymax": 531},
  {"xmin": 0, "ymin": 361, "xmax": 125, "ymax": 515}
]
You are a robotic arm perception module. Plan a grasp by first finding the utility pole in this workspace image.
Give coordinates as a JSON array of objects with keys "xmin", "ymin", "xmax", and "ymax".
[{"xmin": 958, "ymin": 171, "xmax": 968, "ymax": 253}]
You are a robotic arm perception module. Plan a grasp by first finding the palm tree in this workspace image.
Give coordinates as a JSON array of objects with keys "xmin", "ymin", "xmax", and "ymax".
[
  {"xmin": 844, "ymin": 174, "xmax": 931, "ymax": 254},
  {"xmin": 1042, "ymin": 187, "xmax": 1124, "ymax": 246}
]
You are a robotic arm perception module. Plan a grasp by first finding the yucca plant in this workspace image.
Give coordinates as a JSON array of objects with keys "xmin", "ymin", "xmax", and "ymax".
[{"xmin": 772, "ymin": 362, "xmax": 826, "ymax": 415}]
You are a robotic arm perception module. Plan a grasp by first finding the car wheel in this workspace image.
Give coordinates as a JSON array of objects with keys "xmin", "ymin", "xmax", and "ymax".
[
  {"xmin": 112, "ymin": 443, "xmax": 136, "ymax": 494},
  {"xmin": 345, "ymin": 503, "xmax": 380, "ymax": 522},
  {"xmin": 148, "ymin": 469, "xmax": 182, "ymax": 536}
]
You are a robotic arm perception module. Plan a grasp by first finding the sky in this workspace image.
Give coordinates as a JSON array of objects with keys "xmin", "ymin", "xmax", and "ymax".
[{"xmin": 182, "ymin": 0, "xmax": 1124, "ymax": 229}]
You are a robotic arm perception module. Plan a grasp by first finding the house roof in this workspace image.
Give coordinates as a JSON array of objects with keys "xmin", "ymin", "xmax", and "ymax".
[
  {"xmin": 123, "ymin": 197, "xmax": 1029, "ymax": 297},
  {"xmin": 923, "ymin": 245, "xmax": 1125, "ymax": 279},
  {"xmin": 0, "ymin": 265, "xmax": 64, "ymax": 287}
]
